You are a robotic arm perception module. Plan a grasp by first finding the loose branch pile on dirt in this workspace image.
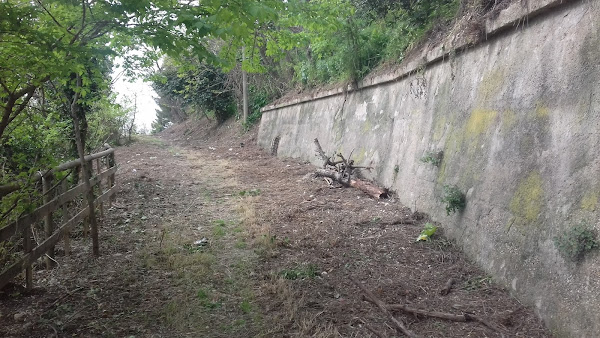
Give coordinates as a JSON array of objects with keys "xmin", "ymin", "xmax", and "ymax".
[
  {"xmin": 313, "ymin": 138, "xmax": 388, "ymax": 199},
  {"xmin": 351, "ymin": 276, "xmax": 507, "ymax": 337}
]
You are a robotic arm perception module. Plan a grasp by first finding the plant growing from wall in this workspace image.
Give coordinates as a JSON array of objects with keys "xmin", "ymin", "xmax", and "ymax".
[
  {"xmin": 554, "ymin": 221, "xmax": 599, "ymax": 262},
  {"xmin": 441, "ymin": 185, "xmax": 465, "ymax": 215},
  {"xmin": 420, "ymin": 150, "xmax": 443, "ymax": 167}
]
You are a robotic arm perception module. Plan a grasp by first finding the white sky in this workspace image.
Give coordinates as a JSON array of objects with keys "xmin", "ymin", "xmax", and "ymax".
[{"xmin": 111, "ymin": 58, "xmax": 159, "ymax": 134}]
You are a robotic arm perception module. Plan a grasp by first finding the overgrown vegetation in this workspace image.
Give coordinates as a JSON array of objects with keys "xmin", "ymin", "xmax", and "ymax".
[
  {"xmin": 421, "ymin": 150, "xmax": 444, "ymax": 167},
  {"xmin": 151, "ymin": 58, "xmax": 236, "ymax": 132},
  {"xmin": 148, "ymin": 0, "xmax": 506, "ymax": 130},
  {"xmin": 554, "ymin": 221, "xmax": 599, "ymax": 262},
  {"xmin": 441, "ymin": 185, "xmax": 466, "ymax": 215}
]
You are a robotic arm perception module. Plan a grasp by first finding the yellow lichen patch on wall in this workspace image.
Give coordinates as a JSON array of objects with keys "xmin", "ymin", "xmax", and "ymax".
[
  {"xmin": 581, "ymin": 191, "xmax": 598, "ymax": 211},
  {"xmin": 535, "ymin": 104, "xmax": 550, "ymax": 119},
  {"xmin": 466, "ymin": 109, "xmax": 498, "ymax": 139},
  {"xmin": 478, "ymin": 68, "xmax": 505, "ymax": 104},
  {"xmin": 509, "ymin": 172, "xmax": 544, "ymax": 225}
]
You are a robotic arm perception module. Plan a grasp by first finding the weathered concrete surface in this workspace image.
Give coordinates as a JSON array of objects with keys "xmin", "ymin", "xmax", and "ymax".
[{"xmin": 258, "ymin": 1, "xmax": 600, "ymax": 336}]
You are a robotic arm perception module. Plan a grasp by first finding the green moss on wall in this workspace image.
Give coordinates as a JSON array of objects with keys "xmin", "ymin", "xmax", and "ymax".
[
  {"xmin": 509, "ymin": 172, "xmax": 544, "ymax": 225},
  {"xmin": 466, "ymin": 109, "xmax": 498, "ymax": 140}
]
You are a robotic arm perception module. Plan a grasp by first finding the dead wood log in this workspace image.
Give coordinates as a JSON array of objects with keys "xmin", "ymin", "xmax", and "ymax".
[
  {"xmin": 387, "ymin": 304, "xmax": 468, "ymax": 322},
  {"xmin": 350, "ymin": 277, "xmax": 419, "ymax": 338},
  {"xmin": 386, "ymin": 304, "xmax": 504, "ymax": 333},
  {"xmin": 351, "ymin": 178, "xmax": 388, "ymax": 199},
  {"xmin": 315, "ymin": 168, "xmax": 349, "ymax": 185},
  {"xmin": 314, "ymin": 138, "xmax": 334, "ymax": 167},
  {"xmin": 355, "ymin": 218, "xmax": 416, "ymax": 227},
  {"xmin": 315, "ymin": 169, "xmax": 388, "ymax": 199},
  {"xmin": 313, "ymin": 138, "xmax": 372, "ymax": 173}
]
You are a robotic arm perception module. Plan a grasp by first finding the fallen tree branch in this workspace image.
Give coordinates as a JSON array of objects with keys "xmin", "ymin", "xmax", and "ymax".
[
  {"xmin": 464, "ymin": 313, "xmax": 506, "ymax": 333},
  {"xmin": 355, "ymin": 218, "xmax": 416, "ymax": 227},
  {"xmin": 313, "ymin": 139, "xmax": 387, "ymax": 199},
  {"xmin": 350, "ymin": 277, "xmax": 418, "ymax": 338},
  {"xmin": 315, "ymin": 168, "xmax": 349, "ymax": 186},
  {"xmin": 316, "ymin": 169, "xmax": 388, "ymax": 199},
  {"xmin": 314, "ymin": 138, "xmax": 334, "ymax": 167},
  {"xmin": 386, "ymin": 303, "xmax": 505, "ymax": 333},
  {"xmin": 387, "ymin": 304, "xmax": 468, "ymax": 322}
]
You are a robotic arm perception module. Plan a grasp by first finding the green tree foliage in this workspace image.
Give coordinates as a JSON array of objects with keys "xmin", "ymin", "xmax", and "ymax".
[
  {"xmin": 290, "ymin": 0, "xmax": 460, "ymax": 87},
  {"xmin": 151, "ymin": 57, "xmax": 235, "ymax": 130},
  {"xmin": 147, "ymin": 0, "xmax": 464, "ymax": 128}
]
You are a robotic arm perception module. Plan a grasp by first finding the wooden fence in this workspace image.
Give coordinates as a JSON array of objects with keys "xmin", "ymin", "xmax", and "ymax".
[{"xmin": 0, "ymin": 146, "xmax": 117, "ymax": 290}]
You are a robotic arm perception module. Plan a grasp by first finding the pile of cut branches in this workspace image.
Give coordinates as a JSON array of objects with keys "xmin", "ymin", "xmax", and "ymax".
[
  {"xmin": 313, "ymin": 138, "xmax": 388, "ymax": 199},
  {"xmin": 350, "ymin": 276, "xmax": 507, "ymax": 337}
]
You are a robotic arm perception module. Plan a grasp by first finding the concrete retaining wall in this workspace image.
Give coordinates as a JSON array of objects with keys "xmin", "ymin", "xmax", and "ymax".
[{"xmin": 257, "ymin": 0, "xmax": 600, "ymax": 336}]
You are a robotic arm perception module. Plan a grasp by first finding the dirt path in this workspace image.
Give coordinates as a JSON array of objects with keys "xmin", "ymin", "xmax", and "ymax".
[{"xmin": 1, "ymin": 121, "xmax": 551, "ymax": 337}]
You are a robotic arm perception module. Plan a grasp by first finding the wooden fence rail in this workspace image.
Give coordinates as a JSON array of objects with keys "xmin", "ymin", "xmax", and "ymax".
[{"xmin": 0, "ymin": 146, "xmax": 117, "ymax": 290}]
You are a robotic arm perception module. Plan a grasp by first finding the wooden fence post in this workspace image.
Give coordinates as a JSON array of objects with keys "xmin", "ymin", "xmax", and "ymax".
[
  {"xmin": 85, "ymin": 159, "xmax": 100, "ymax": 256},
  {"xmin": 0, "ymin": 147, "xmax": 118, "ymax": 289},
  {"xmin": 108, "ymin": 152, "xmax": 116, "ymax": 206},
  {"xmin": 61, "ymin": 180, "xmax": 71, "ymax": 256},
  {"xmin": 23, "ymin": 223, "xmax": 33, "ymax": 290},
  {"xmin": 77, "ymin": 164, "xmax": 89, "ymax": 238},
  {"xmin": 96, "ymin": 158, "xmax": 104, "ymax": 220},
  {"xmin": 42, "ymin": 174, "xmax": 55, "ymax": 269}
]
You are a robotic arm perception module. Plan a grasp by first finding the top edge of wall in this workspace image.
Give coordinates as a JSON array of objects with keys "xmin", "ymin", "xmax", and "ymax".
[{"xmin": 261, "ymin": 0, "xmax": 577, "ymax": 113}]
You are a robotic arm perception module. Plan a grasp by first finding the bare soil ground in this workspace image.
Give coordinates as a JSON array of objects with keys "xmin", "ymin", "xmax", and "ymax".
[{"xmin": 0, "ymin": 118, "xmax": 551, "ymax": 337}]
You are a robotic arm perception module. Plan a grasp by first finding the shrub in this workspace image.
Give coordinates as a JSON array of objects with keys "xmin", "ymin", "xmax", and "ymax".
[
  {"xmin": 441, "ymin": 185, "xmax": 465, "ymax": 215},
  {"xmin": 554, "ymin": 221, "xmax": 599, "ymax": 262},
  {"xmin": 420, "ymin": 150, "xmax": 444, "ymax": 167}
]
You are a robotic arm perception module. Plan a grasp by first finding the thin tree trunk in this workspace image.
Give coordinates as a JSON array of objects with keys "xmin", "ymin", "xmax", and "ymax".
[
  {"xmin": 242, "ymin": 46, "xmax": 248, "ymax": 123},
  {"xmin": 70, "ymin": 75, "xmax": 100, "ymax": 257}
]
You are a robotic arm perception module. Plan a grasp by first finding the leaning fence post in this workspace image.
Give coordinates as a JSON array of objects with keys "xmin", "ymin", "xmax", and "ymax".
[{"xmin": 42, "ymin": 174, "xmax": 55, "ymax": 269}]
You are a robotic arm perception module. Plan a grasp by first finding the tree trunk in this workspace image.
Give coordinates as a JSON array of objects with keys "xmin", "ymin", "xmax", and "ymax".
[
  {"xmin": 70, "ymin": 75, "xmax": 100, "ymax": 257},
  {"xmin": 242, "ymin": 46, "xmax": 248, "ymax": 124}
]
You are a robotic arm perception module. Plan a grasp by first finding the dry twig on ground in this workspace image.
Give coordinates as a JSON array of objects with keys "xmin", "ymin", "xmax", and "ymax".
[{"xmin": 350, "ymin": 276, "xmax": 418, "ymax": 338}]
